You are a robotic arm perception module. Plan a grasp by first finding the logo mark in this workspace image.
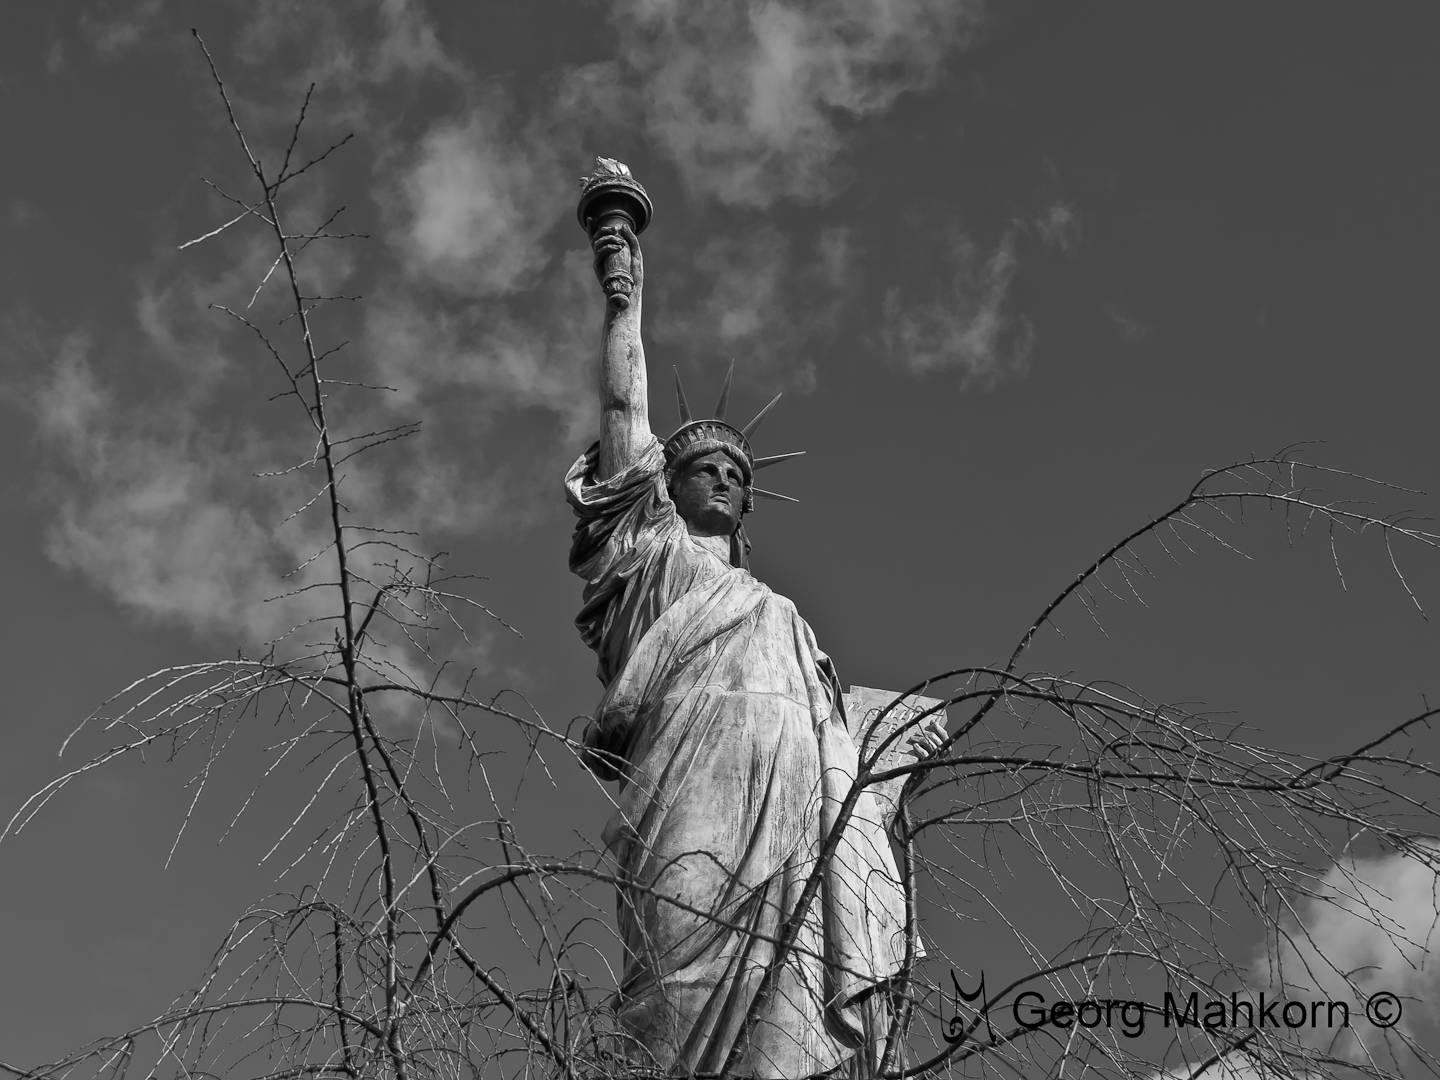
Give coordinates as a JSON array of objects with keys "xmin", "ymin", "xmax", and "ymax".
[{"xmin": 944, "ymin": 970, "xmax": 996, "ymax": 1046}]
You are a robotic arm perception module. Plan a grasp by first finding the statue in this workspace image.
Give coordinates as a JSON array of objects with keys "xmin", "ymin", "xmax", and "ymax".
[{"xmin": 567, "ymin": 159, "xmax": 945, "ymax": 1078}]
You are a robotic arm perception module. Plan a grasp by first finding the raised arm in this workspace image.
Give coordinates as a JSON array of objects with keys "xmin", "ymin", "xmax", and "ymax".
[{"xmin": 591, "ymin": 222, "xmax": 652, "ymax": 480}]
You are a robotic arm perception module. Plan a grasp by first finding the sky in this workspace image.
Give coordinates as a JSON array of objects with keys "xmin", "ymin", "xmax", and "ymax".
[{"xmin": 1, "ymin": 1, "xmax": 1438, "ymax": 1072}]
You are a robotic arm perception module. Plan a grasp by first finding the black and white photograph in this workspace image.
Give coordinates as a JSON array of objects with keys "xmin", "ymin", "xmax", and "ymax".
[{"xmin": 2, "ymin": 4, "xmax": 1437, "ymax": 1079}]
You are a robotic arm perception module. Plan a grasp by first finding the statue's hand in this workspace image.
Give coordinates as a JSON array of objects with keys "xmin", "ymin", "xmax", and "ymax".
[
  {"xmin": 591, "ymin": 220, "xmax": 644, "ymax": 300},
  {"xmin": 905, "ymin": 713, "xmax": 948, "ymax": 763},
  {"xmin": 868, "ymin": 714, "xmax": 947, "ymax": 833}
]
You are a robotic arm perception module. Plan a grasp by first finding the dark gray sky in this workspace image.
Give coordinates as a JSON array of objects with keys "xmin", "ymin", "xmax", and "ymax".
[{"xmin": 2, "ymin": 1, "xmax": 1437, "ymax": 1068}]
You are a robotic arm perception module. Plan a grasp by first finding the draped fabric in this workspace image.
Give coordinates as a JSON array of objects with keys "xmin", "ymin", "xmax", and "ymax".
[{"xmin": 567, "ymin": 437, "xmax": 908, "ymax": 1079}]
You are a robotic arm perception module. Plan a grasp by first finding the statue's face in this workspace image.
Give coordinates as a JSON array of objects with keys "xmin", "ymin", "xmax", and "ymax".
[{"xmin": 671, "ymin": 450, "xmax": 745, "ymax": 537}]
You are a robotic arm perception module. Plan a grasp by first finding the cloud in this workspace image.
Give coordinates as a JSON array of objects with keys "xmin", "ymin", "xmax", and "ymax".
[
  {"xmin": 22, "ymin": 0, "xmax": 994, "ymax": 651},
  {"xmin": 231, "ymin": 0, "xmax": 464, "ymax": 105},
  {"xmin": 21, "ymin": 325, "xmax": 509, "ymax": 703},
  {"xmin": 1108, "ymin": 307, "xmax": 1151, "ymax": 341},
  {"xmin": 44, "ymin": 39, "xmax": 66, "ymax": 76},
  {"xmin": 83, "ymin": 0, "xmax": 462, "ymax": 124},
  {"xmin": 80, "ymin": 0, "xmax": 168, "ymax": 59},
  {"xmin": 31, "ymin": 335, "xmax": 326, "ymax": 642},
  {"xmin": 14, "ymin": 1, "xmax": 586, "ymax": 640},
  {"xmin": 814, "ymin": 225, "xmax": 855, "ymax": 288},
  {"xmin": 881, "ymin": 229, "xmax": 1034, "ymax": 385},
  {"xmin": 645, "ymin": 226, "xmax": 856, "ymax": 399},
  {"xmin": 1149, "ymin": 846, "xmax": 1438, "ymax": 1080},
  {"xmin": 658, "ymin": 228, "xmax": 795, "ymax": 347},
  {"xmin": 13, "ymin": 222, "xmax": 430, "ymax": 648},
  {"xmin": 1260, "ymin": 843, "xmax": 1440, "ymax": 1061},
  {"xmin": 371, "ymin": 0, "xmax": 456, "ymax": 82},
  {"xmin": 366, "ymin": 244, "xmax": 598, "ymax": 443},
  {"xmin": 611, "ymin": 0, "xmax": 982, "ymax": 207},
  {"xmin": 394, "ymin": 105, "xmax": 569, "ymax": 297},
  {"xmin": 1035, "ymin": 201, "xmax": 1081, "ymax": 256}
]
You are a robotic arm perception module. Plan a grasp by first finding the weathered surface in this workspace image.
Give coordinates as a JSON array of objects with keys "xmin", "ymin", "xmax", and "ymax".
[
  {"xmin": 568, "ymin": 439, "xmax": 907, "ymax": 1077},
  {"xmin": 570, "ymin": 160, "xmax": 942, "ymax": 1077}
]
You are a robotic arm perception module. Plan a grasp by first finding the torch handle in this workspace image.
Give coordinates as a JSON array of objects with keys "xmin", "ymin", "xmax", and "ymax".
[{"xmin": 591, "ymin": 209, "xmax": 636, "ymax": 310}]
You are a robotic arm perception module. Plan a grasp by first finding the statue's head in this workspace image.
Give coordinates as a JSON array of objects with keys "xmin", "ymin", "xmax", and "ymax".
[
  {"xmin": 667, "ymin": 446, "xmax": 751, "ymax": 538},
  {"xmin": 663, "ymin": 364, "xmax": 803, "ymax": 564}
]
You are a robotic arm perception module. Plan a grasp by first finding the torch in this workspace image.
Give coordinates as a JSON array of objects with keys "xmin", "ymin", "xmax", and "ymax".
[{"xmin": 577, "ymin": 157, "xmax": 653, "ymax": 310}]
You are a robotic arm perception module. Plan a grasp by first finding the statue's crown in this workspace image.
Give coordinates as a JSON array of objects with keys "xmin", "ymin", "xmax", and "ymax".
[{"xmin": 663, "ymin": 363, "xmax": 805, "ymax": 510}]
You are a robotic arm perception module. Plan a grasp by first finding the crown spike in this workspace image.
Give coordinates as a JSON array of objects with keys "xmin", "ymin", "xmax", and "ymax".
[
  {"xmin": 752, "ymin": 487, "xmax": 799, "ymax": 503},
  {"xmin": 673, "ymin": 367, "xmax": 693, "ymax": 426},
  {"xmin": 713, "ymin": 360, "xmax": 735, "ymax": 421},
  {"xmin": 753, "ymin": 450, "xmax": 806, "ymax": 471},
  {"xmin": 740, "ymin": 391, "xmax": 783, "ymax": 439}
]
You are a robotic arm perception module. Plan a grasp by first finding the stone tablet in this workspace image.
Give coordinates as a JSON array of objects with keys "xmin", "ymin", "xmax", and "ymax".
[{"xmin": 843, "ymin": 685, "xmax": 950, "ymax": 774}]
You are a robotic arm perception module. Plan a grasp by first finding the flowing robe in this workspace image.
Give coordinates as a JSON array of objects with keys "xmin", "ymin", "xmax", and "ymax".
[{"xmin": 567, "ymin": 437, "xmax": 908, "ymax": 1078}]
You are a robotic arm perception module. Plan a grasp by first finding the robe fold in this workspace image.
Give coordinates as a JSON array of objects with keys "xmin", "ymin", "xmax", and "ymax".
[{"xmin": 567, "ymin": 437, "xmax": 908, "ymax": 1079}]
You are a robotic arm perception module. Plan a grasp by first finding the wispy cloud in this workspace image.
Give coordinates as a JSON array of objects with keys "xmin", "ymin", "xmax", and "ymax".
[
  {"xmin": 611, "ymin": 0, "xmax": 981, "ymax": 207},
  {"xmin": 80, "ymin": 0, "xmax": 169, "ymax": 59},
  {"xmin": 16, "ymin": 0, "xmax": 995, "ymax": 641},
  {"xmin": 22, "ymin": 323, "xmax": 511, "ymax": 697},
  {"xmin": 881, "ymin": 229, "xmax": 1034, "ymax": 385},
  {"xmin": 1107, "ymin": 306, "xmax": 1151, "ymax": 341},
  {"xmin": 31, "ymin": 334, "xmax": 327, "ymax": 641},
  {"xmin": 85, "ymin": 0, "xmax": 457, "ymax": 78},
  {"xmin": 365, "ymin": 246, "xmax": 598, "ymax": 447},
  {"xmin": 44, "ymin": 39, "xmax": 66, "ymax": 76},
  {"xmin": 1034, "ymin": 201, "xmax": 1081, "ymax": 256},
  {"xmin": 394, "ymin": 105, "xmax": 569, "ymax": 297},
  {"xmin": 654, "ymin": 225, "xmax": 859, "ymax": 396},
  {"xmin": 15, "ymin": 1, "xmax": 561, "ymax": 644}
]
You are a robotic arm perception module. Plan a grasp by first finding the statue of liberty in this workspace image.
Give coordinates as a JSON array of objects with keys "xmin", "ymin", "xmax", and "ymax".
[{"xmin": 565, "ymin": 160, "xmax": 943, "ymax": 1078}]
